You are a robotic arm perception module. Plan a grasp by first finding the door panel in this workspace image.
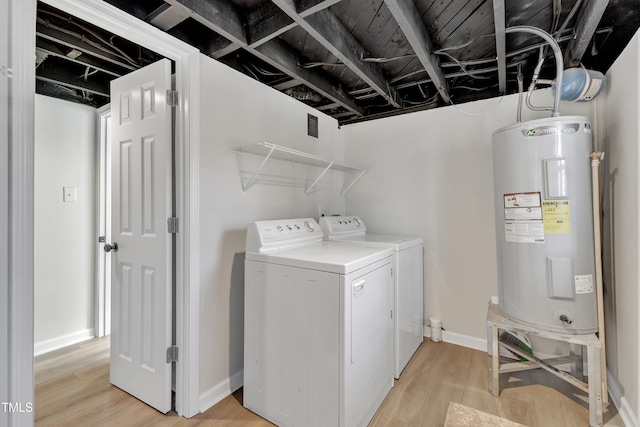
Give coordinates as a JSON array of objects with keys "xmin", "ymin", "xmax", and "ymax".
[{"xmin": 109, "ymin": 58, "xmax": 173, "ymax": 413}]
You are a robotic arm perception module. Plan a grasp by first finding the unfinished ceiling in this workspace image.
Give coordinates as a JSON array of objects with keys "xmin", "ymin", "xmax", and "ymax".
[{"xmin": 36, "ymin": 0, "xmax": 640, "ymax": 125}]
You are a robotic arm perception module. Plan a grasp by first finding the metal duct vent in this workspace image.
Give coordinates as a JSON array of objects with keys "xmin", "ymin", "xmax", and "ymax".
[{"xmin": 307, "ymin": 114, "xmax": 318, "ymax": 138}]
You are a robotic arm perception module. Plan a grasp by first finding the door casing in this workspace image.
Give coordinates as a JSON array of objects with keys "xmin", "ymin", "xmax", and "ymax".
[{"xmin": 8, "ymin": 0, "xmax": 201, "ymax": 420}]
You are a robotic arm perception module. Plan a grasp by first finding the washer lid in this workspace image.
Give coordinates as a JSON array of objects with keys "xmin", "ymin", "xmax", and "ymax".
[
  {"xmin": 328, "ymin": 233, "xmax": 423, "ymax": 251},
  {"xmin": 245, "ymin": 240, "xmax": 393, "ymax": 274}
]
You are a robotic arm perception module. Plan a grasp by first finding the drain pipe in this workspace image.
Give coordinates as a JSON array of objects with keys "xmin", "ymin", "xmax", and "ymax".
[
  {"xmin": 505, "ymin": 26, "xmax": 563, "ymax": 117},
  {"xmin": 590, "ymin": 151, "xmax": 608, "ymax": 405}
]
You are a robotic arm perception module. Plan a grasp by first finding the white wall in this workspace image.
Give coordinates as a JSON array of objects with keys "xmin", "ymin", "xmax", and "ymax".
[
  {"xmin": 34, "ymin": 95, "xmax": 96, "ymax": 354},
  {"xmin": 198, "ymin": 55, "xmax": 346, "ymax": 409},
  {"xmin": 344, "ymin": 91, "xmax": 593, "ymax": 343},
  {"xmin": 601, "ymin": 30, "xmax": 639, "ymax": 424},
  {"xmin": 0, "ymin": 0, "xmax": 9, "ymax": 418}
]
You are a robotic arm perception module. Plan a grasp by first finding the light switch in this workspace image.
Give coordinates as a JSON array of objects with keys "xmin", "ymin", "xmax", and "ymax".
[{"xmin": 63, "ymin": 187, "xmax": 77, "ymax": 202}]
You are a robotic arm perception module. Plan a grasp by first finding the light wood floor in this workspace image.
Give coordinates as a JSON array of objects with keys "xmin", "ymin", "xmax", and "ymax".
[{"xmin": 35, "ymin": 337, "xmax": 623, "ymax": 426}]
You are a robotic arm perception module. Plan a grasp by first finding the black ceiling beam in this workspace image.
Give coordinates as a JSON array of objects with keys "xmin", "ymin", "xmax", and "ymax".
[
  {"xmin": 245, "ymin": 2, "xmax": 297, "ymax": 47},
  {"xmin": 147, "ymin": 3, "xmax": 192, "ymax": 31},
  {"xmin": 165, "ymin": 0, "xmax": 364, "ymax": 116},
  {"xmin": 297, "ymin": 0, "xmax": 342, "ymax": 16},
  {"xmin": 254, "ymin": 39, "xmax": 363, "ymax": 115},
  {"xmin": 383, "ymin": 0, "xmax": 451, "ymax": 104},
  {"xmin": 270, "ymin": 0, "xmax": 401, "ymax": 108},
  {"xmin": 564, "ymin": 0, "xmax": 610, "ymax": 67}
]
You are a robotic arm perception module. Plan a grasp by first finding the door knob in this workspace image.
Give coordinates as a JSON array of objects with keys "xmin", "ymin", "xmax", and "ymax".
[{"xmin": 104, "ymin": 242, "xmax": 118, "ymax": 253}]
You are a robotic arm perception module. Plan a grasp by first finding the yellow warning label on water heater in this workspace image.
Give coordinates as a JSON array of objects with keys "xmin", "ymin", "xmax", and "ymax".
[{"xmin": 542, "ymin": 200, "xmax": 571, "ymax": 234}]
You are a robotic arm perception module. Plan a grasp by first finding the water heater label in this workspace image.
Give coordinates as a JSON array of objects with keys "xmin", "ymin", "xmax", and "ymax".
[
  {"xmin": 505, "ymin": 221, "xmax": 545, "ymax": 243},
  {"xmin": 503, "ymin": 192, "xmax": 545, "ymax": 243},
  {"xmin": 522, "ymin": 123, "xmax": 580, "ymax": 137},
  {"xmin": 504, "ymin": 192, "xmax": 540, "ymax": 208},
  {"xmin": 575, "ymin": 275, "xmax": 594, "ymax": 294},
  {"xmin": 542, "ymin": 200, "xmax": 571, "ymax": 234}
]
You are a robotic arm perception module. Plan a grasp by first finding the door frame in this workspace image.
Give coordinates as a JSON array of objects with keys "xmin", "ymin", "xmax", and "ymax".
[
  {"xmin": 9, "ymin": 0, "xmax": 201, "ymax": 419},
  {"xmin": 95, "ymin": 104, "xmax": 111, "ymax": 338}
]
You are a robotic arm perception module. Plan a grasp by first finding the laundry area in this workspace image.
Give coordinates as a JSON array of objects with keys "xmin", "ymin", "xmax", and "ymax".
[{"xmin": 6, "ymin": 0, "xmax": 639, "ymax": 426}]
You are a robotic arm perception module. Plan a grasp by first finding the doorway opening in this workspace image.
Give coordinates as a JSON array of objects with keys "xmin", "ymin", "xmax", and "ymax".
[{"xmin": 27, "ymin": 0, "xmax": 201, "ymax": 418}]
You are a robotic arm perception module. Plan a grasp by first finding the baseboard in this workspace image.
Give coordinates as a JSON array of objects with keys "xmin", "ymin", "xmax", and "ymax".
[
  {"xmin": 607, "ymin": 371, "xmax": 638, "ymax": 427},
  {"xmin": 199, "ymin": 369, "xmax": 244, "ymax": 413},
  {"xmin": 424, "ymin": 325, "xmax": 487, "ymax": 352},
  {"xmin": 34, "ymin": 328, "xmax": 95, "ymax": 356}
]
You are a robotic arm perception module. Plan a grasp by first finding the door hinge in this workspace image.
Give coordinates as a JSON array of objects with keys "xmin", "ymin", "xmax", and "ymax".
[
  {"xmin": 167, "ymin": 217, "xmax": 179, "ymax": 234},
  {"xmin": 166, "ymin": 346, "xmax": 179, "ymax": 363},
  {"xmin": 0, "ymin": 66, "xmax": 12, "ymax": 78},
  {"xmin": 166, "ymin": 90, "xmax": 179, "ymax": 107}
]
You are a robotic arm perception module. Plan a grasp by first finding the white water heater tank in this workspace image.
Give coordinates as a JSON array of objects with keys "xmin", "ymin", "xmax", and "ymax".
[{"xmin": 492, "ymin": 116, "xmax": 597, "ymax": 334}]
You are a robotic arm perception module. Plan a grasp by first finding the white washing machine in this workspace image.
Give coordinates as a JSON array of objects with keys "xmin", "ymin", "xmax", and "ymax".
[
  {"xmin": 244, "ymin": 218, "xmax": 394, "ymax": 427},
  {"xmin": 319, "ymin": 216, "xmax": 424, "ymax": 379}
]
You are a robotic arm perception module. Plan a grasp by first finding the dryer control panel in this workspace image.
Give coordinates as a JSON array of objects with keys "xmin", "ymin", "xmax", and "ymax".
[
  {"xmin": 319, "ymin": 216, "xmax": 366, "ymax": 238},
  {"xmin": 246, "ymin": 218, "xmax": 323, "ymax": 252}
]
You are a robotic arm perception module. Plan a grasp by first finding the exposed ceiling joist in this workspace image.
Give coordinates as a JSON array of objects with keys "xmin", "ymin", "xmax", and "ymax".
[
  {"xmin": 297, "ymin": 0, "xmax": 342, "ymax": 16},
  {"xmin": 383, "ymin": 0, "xmax": 451, "ymax": 104},
  {"xmin": 254, "ymin": 39, "xmax": 364, "ymax": 115},
  {"xmin": 37, "ymin": 0, "xmax": 638, "ymax": 124},
  {"xmin": 271, "ymin": 0, "xmax": 401, "ymax": 108},
  {"xmin": 245, "ymin": 2, "xmax": 297, "ymax": 47},
  {"xmin": 165, "ymin": 0, "xmax": 247, "ymax": 44},
  {"xmin": 166, "ymin": 0, "xmax": 364, "ymax": 115},
  {"xmin": 147, "ymin": 3, "xmax": 191, "ymax": 31},
  {"xmin": 239, "ymin": 0, "xmax": 340, "ymax": 52},
  {"xmin": 564, "ymin": 0, "xmax": 610, "ymax": 67},
  {"xmin": 492, "ymin": 0, "xmax": 506, "ymax": 94}
]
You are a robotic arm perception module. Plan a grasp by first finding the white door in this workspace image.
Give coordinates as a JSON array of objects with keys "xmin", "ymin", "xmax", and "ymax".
[{"xmin": 107, "ymin": 58, "xmax": 173, "ymax": 413}]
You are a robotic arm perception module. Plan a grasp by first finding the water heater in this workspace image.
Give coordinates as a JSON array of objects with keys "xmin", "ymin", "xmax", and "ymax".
[{"xmin": 492, "ymin": 116, "xmax": 597, "ymax": 334}]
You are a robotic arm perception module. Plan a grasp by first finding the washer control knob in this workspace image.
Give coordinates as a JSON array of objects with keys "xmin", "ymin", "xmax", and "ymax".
[
  {"xmin": 304, "ymin": 221, "xmax": 315, "ymax": 232},
  {"xmin": 353, "ymin": 218, "xmax": 361, "ymax": 227},
  {"xmin": 277, "ymin": 225, "xmax": 283, "ymax": 232}
]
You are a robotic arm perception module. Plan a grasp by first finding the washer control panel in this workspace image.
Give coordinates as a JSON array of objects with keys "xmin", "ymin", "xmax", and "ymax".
[
  {"xmin": 246, "ymin": 218, "xmax": 323, "ymax": 252},
  {"xmin": 319, "ymin": 216, "xmax": 366, "ymax": 237}
]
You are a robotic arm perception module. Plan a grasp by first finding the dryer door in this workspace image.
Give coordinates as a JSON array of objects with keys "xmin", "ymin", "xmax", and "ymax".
[{"xmin": 351, "ymin": 262, "xmax": 393, "ymax": 363}]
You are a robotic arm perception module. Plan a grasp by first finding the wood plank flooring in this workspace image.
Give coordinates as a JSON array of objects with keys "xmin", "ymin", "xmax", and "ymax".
[{"xmin": 35, "ymin": 337, "xmax": 624, "ymax": 426}]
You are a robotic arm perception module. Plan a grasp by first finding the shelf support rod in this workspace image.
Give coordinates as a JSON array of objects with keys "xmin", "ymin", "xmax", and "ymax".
[
  {"xmin": 304, "ymin": 161, "xmax": 334, "ymax": 195},
  {"xmin": 243, "ymin": 146, "xmax": 275, "ymax": 191},
  {"xmin": 341, "ymin": 169, "xmax": 366, "ymax": 196}
]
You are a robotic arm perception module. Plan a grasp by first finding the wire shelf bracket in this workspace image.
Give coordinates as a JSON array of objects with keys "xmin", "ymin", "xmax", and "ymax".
[{"xmin": 231, "ymin": 142, "xmax": 367, "ymax": 196}]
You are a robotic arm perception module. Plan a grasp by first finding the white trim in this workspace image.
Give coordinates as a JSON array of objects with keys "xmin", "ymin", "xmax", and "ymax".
[
  {"xmin": 34, "ymin": 329, "xmax": 95, "ymax": 357},
  {"xmin": 37, "ymin": 0, "xmax": 201, "ymax": 418},
  {"xmin": 423, "ymin": 326, "xmax": 488, "ymax": 352},
  {"xmin": 0, "ymin": 0, "xmax": 10, "ymax": 424},
  {"xmin": 607, "ymin": 371, "xmax": 638, "ymax": 427},
  {"xmin": 95, "ymin": 105, "xmax": 111, "ymax": 338},
  {"xmin": 8, "ymin": 0, "xmax": 36, "ymax": 426},
  {"xmin": 199, "ymin": 370, "xmax": 244, "ymax": 414}
]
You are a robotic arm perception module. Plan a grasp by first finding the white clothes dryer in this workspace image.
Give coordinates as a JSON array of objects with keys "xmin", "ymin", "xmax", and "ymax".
[
  {"xmin": 244, "ymin": 218, "xmax": 394, "ymax": 427},
  {"xmin": 319, "ymin": 216, "xmax": 424, "ymax": 379}
]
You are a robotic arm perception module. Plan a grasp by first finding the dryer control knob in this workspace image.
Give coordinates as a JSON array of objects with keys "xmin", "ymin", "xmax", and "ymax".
[{"xmin": 304, "ymin": 221, "xmax": 315, "ymax": 232}]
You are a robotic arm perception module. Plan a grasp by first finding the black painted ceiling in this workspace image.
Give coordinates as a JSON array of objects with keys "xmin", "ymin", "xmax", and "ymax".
[{"xmin": 35, "ymin": 0, "xmax": 640, "ymax": 124}]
